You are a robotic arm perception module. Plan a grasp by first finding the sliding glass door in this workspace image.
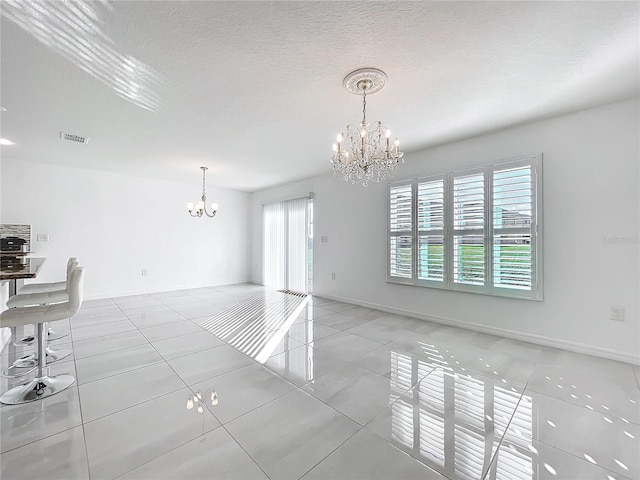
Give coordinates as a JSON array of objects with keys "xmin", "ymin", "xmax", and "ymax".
[{"xmin": 263, "ymin": 197, "xmax": 313, "ymax": 294}]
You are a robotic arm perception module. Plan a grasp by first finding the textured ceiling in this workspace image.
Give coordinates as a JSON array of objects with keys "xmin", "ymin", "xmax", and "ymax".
[{"xmin": 1, "ymin": 1, "xmax": 638, "ymax": 192}]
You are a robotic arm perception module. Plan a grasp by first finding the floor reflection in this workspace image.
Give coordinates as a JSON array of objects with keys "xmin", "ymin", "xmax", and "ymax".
[
  {"xmin": 387, "ymin": 350, "xmax": 531, "ymax": 480},
  {"xmin": 204, "ymin": 296, "xmax": 634, "ymax": 479},
  {"xmin": 200, "ymin": 290, "xmax": 309, "ymax": 363}
]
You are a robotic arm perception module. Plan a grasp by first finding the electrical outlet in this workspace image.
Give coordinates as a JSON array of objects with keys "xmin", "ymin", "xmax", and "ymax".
[
  {"xmin": 141, "ymin": 269, "xmax": 147, "ymax": 276},
  {"xmin": 36, "ymin": 234, "xmax": 49, "ymax": 242},
  {"xmin": 321, "ymin": 235, "xmax": 329, "ymax": 243},
  {"xmin": 331, "ymin": 272, "xmax": 336, "ymax": 280},
  {"xmin": 611, "ymin": 306, "xmax": 625, "ymax": 322}
]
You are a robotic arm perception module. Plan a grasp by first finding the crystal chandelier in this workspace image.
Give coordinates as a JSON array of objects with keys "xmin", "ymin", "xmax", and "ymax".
[
  {"xmin": 331, "ymin": 68, "xmax": 404, "ymax": 186},
  {"xmin": 187, "ymin": 166, "xmax": 218, "ymax": 218}
]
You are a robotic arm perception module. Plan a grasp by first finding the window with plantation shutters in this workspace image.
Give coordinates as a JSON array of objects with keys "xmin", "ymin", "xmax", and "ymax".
[
  {"xmin": 453, "ymin": 172, "xmax": 485, "ymax": 286},
  {"xmin": 418, "ymin": 178, "xmax": 445, "ymax": 282},
  {"xmin": 492, "ymin": 165, "xmax": 533, "ymax": 291},
  {"xmin": 387, "ymin": 154, "xmax": 542, "ymax": 300},
  {"xmin": 389, "ymin": 183, "xmax": 413, "ymax": 279}
]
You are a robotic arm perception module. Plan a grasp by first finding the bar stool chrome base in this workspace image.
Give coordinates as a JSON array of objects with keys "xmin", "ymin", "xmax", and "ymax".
[
  {"xmin": 13, "ymin": 347, "xmax": 72, "ymax": 368},
  {"xmin": 14, "ymin": 328, "xmax": 68, "ymax": 347},
  {"xmin": 0, "ymin": 373, "xmax": 75, "ymax": 404}
]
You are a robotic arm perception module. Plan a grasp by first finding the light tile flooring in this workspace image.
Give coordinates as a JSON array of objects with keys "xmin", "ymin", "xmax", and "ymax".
[{"xmin": 1, "ymin": 283, "xmax": 639, "ymax": 480}]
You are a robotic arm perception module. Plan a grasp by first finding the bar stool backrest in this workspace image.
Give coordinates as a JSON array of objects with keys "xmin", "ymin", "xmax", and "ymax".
[
  {"xmin": 66, "ymin": 257, "xmax": 78, "ymax": 280},
  {"xmin": 67, "ymin": 267, "xmax": 85, "ymax": 316},
  {"xmin": 65, "ymin": 261, "xmax": 79, "ymax": 293}
]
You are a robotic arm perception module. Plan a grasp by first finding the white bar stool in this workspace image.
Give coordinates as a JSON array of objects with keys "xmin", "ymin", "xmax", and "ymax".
[
  {"xmin": 10, "ymin": 257, "xmax": 78, "ymax": 346},
  {"xmin": 0, "ymin": 267, "xmax": 85, "ymax": 404}
]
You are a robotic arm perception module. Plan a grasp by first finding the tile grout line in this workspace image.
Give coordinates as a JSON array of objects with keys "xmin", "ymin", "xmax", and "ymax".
[
  {"xmin": 72, "ymin": 297, "xmax": 117, "ymax": 480},
  {"xmin": 0, "ymin": 288, "xmax": 252, "ymax": 461},
  {"xmin": 217, "ymin": 424, "xmax": 274, "ymax": 480},
  {"xmin": 80, "ymin": 296, "xmax": 205, "ymax": 478},
  {"xmin": 293, "ymin": 364, "xmax": 446, "ymax": 479}
]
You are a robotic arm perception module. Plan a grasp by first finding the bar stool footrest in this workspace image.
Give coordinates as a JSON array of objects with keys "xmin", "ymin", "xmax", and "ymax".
[
  {"xmin": 13, "ymin": 348, "xmax": 72, "ymax": 367},
  {"xmin": 14, "ymin": 328, "xmax": 68, "ymax": 347},
  {"xmin": 2, "ymin": 363, "xmax": 38, "ymax": 379}
]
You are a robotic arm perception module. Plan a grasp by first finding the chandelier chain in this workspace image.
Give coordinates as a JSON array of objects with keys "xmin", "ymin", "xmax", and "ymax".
[{"xmin": 362, "ymin": 87, "xmax": 367, "ymax": 125}]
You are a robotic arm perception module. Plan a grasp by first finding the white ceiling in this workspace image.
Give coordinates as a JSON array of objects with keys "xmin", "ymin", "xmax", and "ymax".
[{"xmin": 1, "ymin": 1, "xmax": 638, "ymax": 192}]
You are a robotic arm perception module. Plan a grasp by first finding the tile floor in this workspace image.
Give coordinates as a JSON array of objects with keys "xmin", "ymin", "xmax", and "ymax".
[{"xmin": 1, "ymin": 284, "xmax": 638, "ymax": 480}]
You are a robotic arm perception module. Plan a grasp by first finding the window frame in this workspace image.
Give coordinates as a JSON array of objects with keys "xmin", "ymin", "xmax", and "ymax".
[{"xmin": 387, "ymin": 154, "xmax": 543, "ymax": 301}]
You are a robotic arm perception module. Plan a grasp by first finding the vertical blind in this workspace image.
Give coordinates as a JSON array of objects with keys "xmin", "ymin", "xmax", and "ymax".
[
  {"xmin": 263, "ymin": 202, "xmax": 286, "ymax": 290},
  {"xmin": 388, "ymin": 155, "xmax": 542, "ymax": 300},
  {"xmin": 263, "ymin": 197, "xmax": 310, "ymax": 293}
]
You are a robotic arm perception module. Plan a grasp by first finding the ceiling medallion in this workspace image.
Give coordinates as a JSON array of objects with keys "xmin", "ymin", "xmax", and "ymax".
[{"xmin": 331, "ymin": 68, "xmax": 404, "ymax": 186}]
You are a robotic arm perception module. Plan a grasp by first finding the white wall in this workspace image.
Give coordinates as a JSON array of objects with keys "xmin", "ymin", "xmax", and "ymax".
[
  {"xmin": 251, "ymin": 98, "xmax": 640, "ymax": 363},
  {"xmin": 1, "ymin": 159, "xmax": 251, "ymax": 298}
]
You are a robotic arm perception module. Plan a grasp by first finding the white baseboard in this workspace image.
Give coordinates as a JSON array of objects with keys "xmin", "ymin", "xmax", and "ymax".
[{"xmin": 316, "ymin": 293, "xmax": 640, "ymax": 366}]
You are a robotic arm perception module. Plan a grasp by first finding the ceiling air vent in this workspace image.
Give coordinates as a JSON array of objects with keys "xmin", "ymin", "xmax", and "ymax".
[{"xmin": 60, "ymin": 132, "xmax": 89, "ymax": 144}]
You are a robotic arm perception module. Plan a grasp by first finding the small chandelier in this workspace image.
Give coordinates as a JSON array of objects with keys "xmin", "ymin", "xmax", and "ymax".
[
  {"xmin": 331, "ymin": 68, "xmax": 404, "ymax": 186},
  {"xmin": 187, "ymin": 166, "xmax": 218, "ymax": 218}
]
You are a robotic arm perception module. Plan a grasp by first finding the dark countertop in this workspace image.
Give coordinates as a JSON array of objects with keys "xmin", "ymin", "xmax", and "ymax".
[{"xmin": 0, "ymin": 257, "xmax": 46, "ymax": 280}]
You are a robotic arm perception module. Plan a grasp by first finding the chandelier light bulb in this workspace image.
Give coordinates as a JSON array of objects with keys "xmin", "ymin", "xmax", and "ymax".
[
  {"xmin": 197, "ymin": 405, "xmax": 204, "ymax": 414},
  {"xmin": 187, "ymin": 202, "xmax": 194, "ymax": 212},
  {"xmin": 385, "ymin": 129, "xmax": 391, "ymax": 138},
  {"xmin": 332, "ymin": 143, "xmax": 337, "ymax": 152},
  {"xmin": 211, "ymin": 203, "xmax": 218, "ymax": 212},
  {"xmin": 337, "ymin": 133, "xmax": 343, "ymax": 143},
  {"xmin": 395, "ymin": 138, "xmax": 400, "ymax": 146},
  {"xmin": 360, "ymin": 129, "xmax": 367, "ymax": 137},
  {"xmin": 186, "ymin": 398, "xmax": 193, "ymax": 410}
]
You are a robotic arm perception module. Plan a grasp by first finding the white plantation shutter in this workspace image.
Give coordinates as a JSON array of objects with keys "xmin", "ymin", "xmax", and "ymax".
[
  {"xmin": 492, "ymin": 165, "xmax": 533, "ymax": 291},
  {"xmin": 389, "ymin": 183, "xmax": 413, "ymax": 279},
  {"xmin": 453, "ymin": 172, "xmax": 485, "ymax": 286},
  {"xmin": 417, "ymin": 178, "xmax": 445, "ymax": 282},
  {"xmin": 387, "ymin": 155, "xmax": 542, "ymax": 300}
]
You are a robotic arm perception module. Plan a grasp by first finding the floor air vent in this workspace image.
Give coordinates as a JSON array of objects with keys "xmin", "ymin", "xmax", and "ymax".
[{"xmin": 276, "ymin": 289, "xmax": 307, "ymax": 298}]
